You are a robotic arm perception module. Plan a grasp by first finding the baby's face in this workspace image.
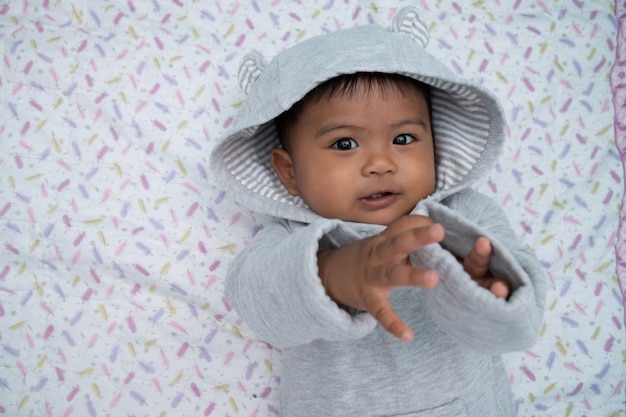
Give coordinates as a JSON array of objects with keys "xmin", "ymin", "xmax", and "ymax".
[{"xmin": 273, "ymin": 83, "xmax": 436, "ymax": 225}]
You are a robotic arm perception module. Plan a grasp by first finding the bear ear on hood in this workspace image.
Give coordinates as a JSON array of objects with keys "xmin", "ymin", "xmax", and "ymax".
[
  {"xmin": 238, "ymin": 50, "xmax": 267, "ymax": 94},
  {"xmin": 392, "ymin": 6, "xmax": 430, "ymax": 48}
]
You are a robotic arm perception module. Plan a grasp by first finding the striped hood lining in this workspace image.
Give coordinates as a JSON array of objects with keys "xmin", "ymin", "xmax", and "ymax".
[{"xmin": 210, "ymin": 7, "xmax": 505, "ymax": 224}]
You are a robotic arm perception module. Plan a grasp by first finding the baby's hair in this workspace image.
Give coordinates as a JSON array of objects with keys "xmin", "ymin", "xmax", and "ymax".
[{"xmin": 275, "ymin": 72, "xmax": 431, "ymax": 150}]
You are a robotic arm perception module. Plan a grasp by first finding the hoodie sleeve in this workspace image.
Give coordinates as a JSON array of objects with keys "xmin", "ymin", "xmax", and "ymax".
[
  {"xmin": 224, "ymin": 218, "xmax": 377, "ymax": 349},
  {"xmin": 417, "ymin": 189, "xmax": 547, "ymax": 354}
]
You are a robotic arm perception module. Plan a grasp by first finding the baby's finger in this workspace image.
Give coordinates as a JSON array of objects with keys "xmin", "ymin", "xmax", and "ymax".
[
  {"xmin": 371, "ymin": 263, "xmax": 439, "ymax": 289},
  {"xmin": 463, "ymin": 236, "xmax": 492, "ymax": 278},
  {"xmin": 367, "ymin": 299, "xmax": 414, "ymax": 342},
  {"xmin": 377, "ymin": 223, "xmax": 444, "ymax": 263}
]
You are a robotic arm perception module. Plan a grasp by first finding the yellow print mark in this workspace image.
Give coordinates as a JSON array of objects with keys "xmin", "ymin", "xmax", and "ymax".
[
  {"xmin": 368, "ymin": 2, "xmax": 379, "ymax": 12},
  {"xmin": 539, "ymin": 323, "xmax": 547, "ymax": 338},
  {"xmin": 555, "ymin": 340, "xmax": 567, "ymax": 356},
  {"xmin": 10, "ymin": 321, "xmax": 26, "ymax": 331},
  {"xmin": 595, "ymin": 261, "xmax": 612, "ymax": 273},
  {"xmin": 495, "ymin": 71, "xmax": 507, "ymax": 84},
  {"xmin": 552, "ymin": 200, "xmax": 565, "ymax": 210},
  {"xmin": 596, "ymin": 124, "xmax": 611, "ymax": 137},
  {"xmin": 54, "ymin": 97, "xmax": 63, "ymax": 109},
  {"xmin": 225, "ymin": 23, "xmax": 234, "ymax": 37},
  {"xmin": 106, "ymin": 75, "xmax": 122, "ymax": 85},
  {"xmin": 52, "ymin": 137, "xmax": 62, "ymax": 153},
  {"xmin": 153, "ymin": 57, "xmax": 161, "ymax": 71},
  {"xmin": 428, "ymin": 22, "xmax": 437, "ymax": 33},
  {"xmin": 229, "ymin": 397, "xmax": 238, "ymax": 413},
  {"xmin": 138, "ymin": 198, "xmax": 147, "ymax": 214},
  {"xmin": 160, "ymin": 262, "xmax": 171, "ymax": 275},
  {"xmin": 540, "ymin": 41, "xmax": 548, "ymax": 55},
  {"xmin": 36, "ymin": 119, "xmax": 47, "ymax": 131},
  {"xmin": 113, "ymin": 162, "xmax": 122, "ymax": 177},
  {"xmin": 233, "ymin": 99, "xmax": 244, "ymax": 109},
  {"xmin": 472, "ymin": 0, "xmax": 485, "ymax": 7},
  {"xmin": 18, "ymin": 395, "xmax": 30, "ymax": 411},
  {"xmin": 145, "ymin": 339, "xmax": 158, "ymax": 348},
  {"xmin": 177, "ymin": 13, "xmax": 188, "ymax": 22},
  {"xmin": 527, "ymin": 392, "xmax": 535, "ymax": 403},
  {"xmin": 149, "ymin": 283, "xmax": 157, "ymax": 293},
  {"xmin": 560, "ymin": 124, "xmax": 569, "ymax": 136},
  {"xmin": 219, "ymin": 243, "xmax": 237, "ymax": 252},
  {"xmin": 194, "ymin": 86, "xmax": 205, "ymax": 99},
  {"xmin": 161, "ymin": 139, "xmax": 171, "ymax": 153},
  {"xmin": 34, "ymin": 280, "xmax": 44, "ymax": 296},
  {"xmin": 527, "ymin": 100, "xmax": 534, "ymax": 113},
  {"xmin": 553, "ymin": 57, "xmax": 564, "ymax": 73},
  {"xmin": 165, "ymin": 298, "xmax": 176, "ymax": 314},
  {"xmin": 70, "ymin": 64, "xmax": 79, "ymax": 75},
  {"xmin": 98, "ymin": 304, "xmax": 108, "ymax": 321},
  {"xmin": 30, "ymin": 39, "xmax": 37, "ymax": 49},
  {"xmin": 467, "ymin": 49, "xmax": 475, "ymax": 64},
  {"xmin": 8, "ymin": 176, "xmax": 15, "ymax": 189},
  {"xmin": 549, "ymin": 298, "xmax": 558, "ymax": 311},
  {"xmin": 97, "ymin": 231, "xmax": 105, "ymax": 245},
  {"xmin": 176, "ymin": 158, "xmax": 187, "ymax": 176},
  {"xmin": 169, "ymin": 55, "xmax": 183, "ymax": 64},
  {"xmin": 231, "ymin": 325, "xmax": 243, "ymax": 339},
  {"xmin": 551, "ymin": 160, "xmax": 557, "ymax": 172},
  {"xmin": 312, "ymin": 9, "xmax": 320, "ymax": 19},
  {"xmin": 158, "ymin": 412, "xmax": 167, "ymax": 417},
  {"xmin": 47, "ymin": 36, "xmax": 61, "ymax": 43},
  {"xmin": 264, "ymin": 359, "xmax": 273, "ymax": 372},
  {"xmin": 562, "ymin": 261, "xmax": 572, "ymax": 273},
  {"xmin": 540, "ymin": 96, "xmax": 551, "ymax": 104},
  {"xmin": 565, "ymin": 404, "xmax": 573, "ymax": 417},
  {"xmin": 10, "ymin": 16, "xmax": 18, "ymax": 25},
  {"xmin": 17, "ymin": 262, "xmax": 26, "ymax": 276},
  {"xmin": 171, "ymin": 371, "xmax": 183, "ymax": 386},
  {"xmin": 72, "ymin": 275, "xmax": 81, "ymax": 287},
  {"xmin": 540, "ymin": 235, "xmax": 554, "ymax": 245},
  {"xmin": 118, "ymin": 91, "xmax": 127, "ymax": 103},
  {"xmin": 587, "ymin": 47, "xmax": 596, "ymax": 61},
  {"xmin": 178, "ymin": 229, "xmax": 191, "ymax": 243},
  {"xmin": 104, "ymin": 5, "xmax": 115, "ymax": 12},
  {"xmin": 549, "ymin": 22, "xmax": 556, "ymax": 32},
  {"xmin": 591, "ymin": 181, "xmax": 600, "ymax": 194},
  {"xmin": 191, "ymin": 27, "xmax": 200, "ymax": 39},
  {"xmin": 71, "ymin": 7, "xmax": 83, "ymax": 25},
  {"xmin": 128, "ymin": 25, "xmax": 138, "ymax": 40},
  {"xmin": 26, "ymin": 173, "xmax": 43, "ymax": 181},
  {"xmin": 540, "ymin": 183, "xmax": 548, "ymax": 196},
  {"xmin": 128, "ymin": 342, "xmax": 136, "ymax": 357},
  {"xmin": 37, "ymin": 355, "xmax": 48, "ymax": 368},
  {"xmin": 30, "ymin": 239, "xmax": 40, "ymax": 252},
  {"xmin": 84, "ymin": 218, "xmax": 104, "ymax": 225},
  {"xmin": 177, "ymin": 120, "xmax": 188, "ymax": 130},
  {"xmin": 92, "ymin": 383, "xmax": 101, "ymax": 398},
  {"xmin": 543, "ymin": 383, "xmax": 555, "ymax": 394},
  {"xmin": 296, "ymin": 30, "xmax": 306, "ymax": 41},
  {"xmin": 214, "ymin": 384, "xmax": 229, "ymax": 392},
  {"xmin": 155, "ymin": 197, "xmax": 170, "ymax": 205},
  {"xmin": 87, "ymin": 133, "xmax": 99, "ymax": 145},
  {"xmin": 79, "ymin": 367, "xmax": 94, "ymax": 377}
]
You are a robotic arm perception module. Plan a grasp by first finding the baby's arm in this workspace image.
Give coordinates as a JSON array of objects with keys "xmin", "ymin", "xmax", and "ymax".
[{"xmin": 318, "ymin": 215, "xmax": 444, "ymax": 342}]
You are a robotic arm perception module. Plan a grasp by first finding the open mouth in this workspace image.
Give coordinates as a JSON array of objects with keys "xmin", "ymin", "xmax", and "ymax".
[{"xmin": 360, "ymin": 191, "xmax": 398, "ymax": 208}]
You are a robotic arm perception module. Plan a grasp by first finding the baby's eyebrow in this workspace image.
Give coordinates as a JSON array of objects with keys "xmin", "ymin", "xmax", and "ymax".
[
  {"xmin": 314, "ymin": 123, "xmax": 361, "ymax": 138},
  {"xmin": 391, "ymin": 118, "xmax": 429, "ymax": 130}
]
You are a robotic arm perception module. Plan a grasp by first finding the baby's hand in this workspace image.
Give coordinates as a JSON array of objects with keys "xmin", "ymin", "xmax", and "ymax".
[
  {"xmin": 462, "ymin": 237, "xmax": 511, "ymax": 299},
  {"xmin": 317, "ymin": 215, "xmax": 444, "ymax": 342}
]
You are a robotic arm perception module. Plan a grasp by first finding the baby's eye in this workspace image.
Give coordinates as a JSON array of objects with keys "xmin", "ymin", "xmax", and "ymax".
[
  {"xmin": 332, "ymin": 138, "xmax": 358, "ymax": 150},
  {"xmin": 393, "ymin": 134, "xmax": 416, "ymax": 145}
]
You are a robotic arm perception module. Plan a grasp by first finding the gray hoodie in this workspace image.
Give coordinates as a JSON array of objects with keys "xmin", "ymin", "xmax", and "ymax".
[{"xmin": 210, "ymin": 7, "xmax": 546, "ymax": 417}]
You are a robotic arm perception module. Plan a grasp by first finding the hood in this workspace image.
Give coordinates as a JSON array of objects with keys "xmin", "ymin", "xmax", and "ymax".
[{"xmin": 210, "ymin": 6, "xmax": 505, "ymax": 224}]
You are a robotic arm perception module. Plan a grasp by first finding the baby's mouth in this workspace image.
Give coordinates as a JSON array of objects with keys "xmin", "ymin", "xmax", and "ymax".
[{"xmin": 360, "ymin": 191, "xmax": 398, "ymax": 208}]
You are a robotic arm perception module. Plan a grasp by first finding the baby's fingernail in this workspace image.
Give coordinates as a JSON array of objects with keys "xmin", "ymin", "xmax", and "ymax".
[{"xmin": 400, "ymin": 330, "xmax": 413, "ymax": 342}]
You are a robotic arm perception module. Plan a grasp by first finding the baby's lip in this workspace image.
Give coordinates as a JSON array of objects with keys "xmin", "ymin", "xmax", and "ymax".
[{"xmin": 359, "ymin": 190, "xmax": 400, "ymax": 208}]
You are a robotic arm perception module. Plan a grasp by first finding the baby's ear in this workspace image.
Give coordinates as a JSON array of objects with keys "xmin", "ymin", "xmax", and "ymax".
[
  {"xmin": 391, "ymin": 6, "xmax": 430, "ymax": 48},
  {"xmin": 238, "ymin": 51, "xmax": 267, "ymax": 94},
  {"xmin": 270, "ymin": 148, "xmax": 300, "ymax": 196}
]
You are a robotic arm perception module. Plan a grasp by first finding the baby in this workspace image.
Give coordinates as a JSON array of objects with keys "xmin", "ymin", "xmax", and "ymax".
[{"xmin": 211, "ymin": 7, "xmax": 546, "ymax": 417}]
